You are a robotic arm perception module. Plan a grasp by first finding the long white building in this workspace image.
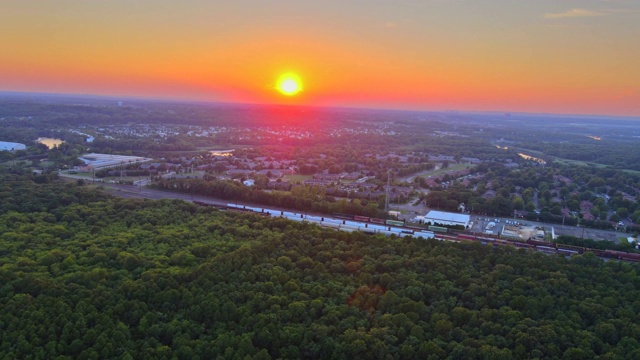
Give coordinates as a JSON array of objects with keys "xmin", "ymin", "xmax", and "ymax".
[
  {"xmin": 424, "ymin": 210, "xmax": 470, "ymax": 228},
  {"xmin": 0, "ymin": 141, "xmax": 26, "ymax": 151},
  {"xmin": 79, "ymin": 153, "xmax": 152, "ymax": 170}
]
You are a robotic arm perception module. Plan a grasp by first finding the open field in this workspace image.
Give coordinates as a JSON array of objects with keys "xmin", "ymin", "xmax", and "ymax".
[
  {"xmin": 514, "ymin": 146, "xmax": 640, "ymax": 174},
  {"xmin": 283, "ymin": 174, "xmax": 312, "ymax": 183},
  {"xmin": 400, "ymin": 162, "xmax": 472, "ymax": 183}
]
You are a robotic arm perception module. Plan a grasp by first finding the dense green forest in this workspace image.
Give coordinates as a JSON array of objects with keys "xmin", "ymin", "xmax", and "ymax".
[{"xmin": 2, "ymin": 172, "xmax": 640, "ymax": 359}]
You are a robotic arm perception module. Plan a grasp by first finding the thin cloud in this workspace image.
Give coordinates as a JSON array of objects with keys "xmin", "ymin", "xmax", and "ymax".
[{"xmin": 544, "ymin": 8, "xmax": 605, "ymax": 19}]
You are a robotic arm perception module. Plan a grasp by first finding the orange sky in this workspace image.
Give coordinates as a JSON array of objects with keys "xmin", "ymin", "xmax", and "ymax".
[{"xmin": 1, "ymin": 1, "xmax": 639, "ymax": 116}]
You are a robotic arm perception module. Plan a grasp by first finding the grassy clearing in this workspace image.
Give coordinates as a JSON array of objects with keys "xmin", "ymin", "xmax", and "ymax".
[
  {"xmin": 283, "ymin": 174, "xmax": 312, "ymax": 183},
  {"xmin": 405, "ymin": 162, "xmax": 472, "ymax": 182},
  {"xmin": 515, "ymin": 147, "xmax": 640, "ymax": 174}
]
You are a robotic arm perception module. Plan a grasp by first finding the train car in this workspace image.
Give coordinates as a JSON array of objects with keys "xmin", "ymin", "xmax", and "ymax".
[
  {"xmin": 556, "ymin": 244, "xmax": 585, "ymax": 254},
  {"xmin": 367, "ymin": 224, "xmax": 388, "ymax": 231},
  {"xmin": 619, "ymin": 252, "xmax": 640, "ymax": 262},
  {"xmin": 227, "ymin": 207, "xmax": 252, "ymax": 213},
  {"xmin": 370, "ymin": 218, "xmax": 386, "ymax": 224},
  {"xmin": 345, "ymin": 220, "xmax": 365, "ymax": 228},
  {"xmin": 414, "ymin": 231, "xmax": 435, "ymax": 239},
  {"xmin": 388, "ymin": 226, "xmax": 407, "ymax": 233},
  {"xmin": 557, "ymin": 248, "xmax": 579, "ymax": 256},
  {"xmin": 246, "ymin": 206, "xmax": 263, "ymax": 213},
  {"xmin": 536, "ymin": 246, "xmax": 557, "ymax": 254},
  {"xmin": 406, "ymin": 224, "xmax": 428, "ymax": 231},
  {"xmin": 282, "ymin": 211, "xmax": 303, "ymax": 218},
  {"xmin": 303, "ymin": 215, "xmax": 323, "ymax": 222},
  {"xmin": 390, "ymin": 229, "xmax": 409, "ymax": 236},
  {"xmin": 354, "ymin": 215, "xmax": 370, "ymax": 222},
  {"xmin": 386, "ymin": 219, "xmax": 405, "ymax": 227},
  {"xmin": 590, "ymin": 249, "xmax": 609, "ymax": 258},
  {"xmin": 339, "ymin": 224, "xmax": 360, "ymax": 232},
  {"xmin": 457, "ymin": 234, "xmax": 476, "ymax": 241},
  {"xmin": 527, "ymin": 239, "xmax": 554, "ymax": 248},
  {"xmin": 333, "ymin": 213, "xmax": 354, "ymax": 220},
  {"xmin": 477, "ymin": 237, "xmax": 496, "ymax": 243},
  {"xmin": 320, "ymin": 221, "xmax": 340, "ymax": 229},
  {"xmin": 436, "ymin": 234, "xmax": 458, "ymax": 241},
  {"xmin": 428, "ymin": 225, "xmax": 448, "ymax": 233},
  {"xmin": 323, "ymin": 218, "xmax": 344, "ymax": 225},
  {"xmin": 513, "ymin": 242, "xmax": 534, "ymax": 249},
  {"xmin": 284, "ymin": 216, "xmax": 304, "ymax": 222}
]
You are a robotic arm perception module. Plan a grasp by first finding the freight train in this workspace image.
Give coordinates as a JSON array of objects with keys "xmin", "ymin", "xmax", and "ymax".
[
  {"xmin": 224, "ymin": 204, "xmax": 434, "ymax": 238},
  {"xmin": 425, "ymin": 227, "xmax": 640, "ymax": 262},
  {"xmin": 196, "ymin": 202, "xmax": 640, "ymax": 263}
]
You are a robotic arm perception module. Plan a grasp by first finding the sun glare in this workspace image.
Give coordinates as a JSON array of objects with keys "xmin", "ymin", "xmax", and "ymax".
[{"xmin": 276, "ymin": 73, "xmax": 302, "ymax": 96}]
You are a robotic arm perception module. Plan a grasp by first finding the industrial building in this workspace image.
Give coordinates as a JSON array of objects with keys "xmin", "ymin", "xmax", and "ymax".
[
  {"xmin": 424, "ymin": 210, "xmax": 470, "ymax": 228},
  {"xmin": 79, "ymin": 153, "xmax": 152, "ymax": 170},
  {"xmin": 0, "ymin": 141, "xmax": 26, "ymax": 151}
]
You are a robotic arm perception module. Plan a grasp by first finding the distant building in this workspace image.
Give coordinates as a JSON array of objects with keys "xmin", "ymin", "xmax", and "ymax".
[
  {"xmin": 424, "ymin": 210, "xmax": 470, "ymax": 228},
  {"xmin": 0, "ymin": 141, "xmax": 26, "ymax": 151},
  {"xmin": 79, "ymin": 153, "xmax": 152, "ymax": 170}
]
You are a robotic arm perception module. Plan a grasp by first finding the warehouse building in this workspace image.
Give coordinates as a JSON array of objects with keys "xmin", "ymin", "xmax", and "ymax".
[
  {"xmin": 424, "ymin": 210, "xmax": 471, "ymax": 228},
  {"xmin": 79, "ymin": 153, "xmax": 152, "ymax": 170}
]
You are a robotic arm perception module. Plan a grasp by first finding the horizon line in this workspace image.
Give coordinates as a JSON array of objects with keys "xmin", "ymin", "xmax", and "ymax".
[{"xmin": 1, "ymin": 89, "xmax": 638, "ymax": 121}]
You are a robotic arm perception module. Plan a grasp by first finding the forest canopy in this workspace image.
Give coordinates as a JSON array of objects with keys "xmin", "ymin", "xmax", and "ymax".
[{"xmin": 1, "ymin": 172, "xmax": 640, "ymax": 359}]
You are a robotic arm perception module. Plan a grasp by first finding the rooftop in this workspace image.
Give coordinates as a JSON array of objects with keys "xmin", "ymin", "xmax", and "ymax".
[
  {"xmin": 425, "ymin": 210, "xmax": 470, "ymax": 224},
  {"xmin": 80, "ymin": 153, "xmax": 152, "ymax": 169}
]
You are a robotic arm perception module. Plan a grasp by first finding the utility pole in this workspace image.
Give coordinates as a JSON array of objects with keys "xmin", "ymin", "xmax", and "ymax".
[{"xmin": 385, "ymin": 170, "xmax": 391, "ymax": 216}]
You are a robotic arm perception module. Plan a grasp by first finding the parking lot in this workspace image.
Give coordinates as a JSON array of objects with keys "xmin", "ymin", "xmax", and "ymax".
[{"xmin": 458, "ymin": 214, "xmax": 624, "ymax": 243}]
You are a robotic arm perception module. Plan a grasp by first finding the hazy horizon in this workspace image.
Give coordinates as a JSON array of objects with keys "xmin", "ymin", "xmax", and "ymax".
[
  {"xmin": 2, "ymin": 0, "xmax": 639, "ymax": 116},
  {"xmin": 2, "ymin": 89, "xmax": 639, "ymax": 121}
]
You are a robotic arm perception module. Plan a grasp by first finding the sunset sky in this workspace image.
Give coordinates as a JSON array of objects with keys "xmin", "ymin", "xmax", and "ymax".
[{"xmin": 1, "ymin": 0, "xmax": 639, "ymax": 116}]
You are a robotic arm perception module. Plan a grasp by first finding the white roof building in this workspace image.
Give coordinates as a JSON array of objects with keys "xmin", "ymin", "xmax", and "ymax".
[
  {"xmin": 0, "ymin": 141, "xmax": 26, "ymax": 151},
  {"xmin": 425, "ymin": 210, "xmax": 470, "ymax": 228},
  {"xmin": 79, "ymin": 153, "xmax": 152, "ymax": 170}
]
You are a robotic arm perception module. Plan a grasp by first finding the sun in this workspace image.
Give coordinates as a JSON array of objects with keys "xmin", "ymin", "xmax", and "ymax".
[{"xmin": 276, "ymin": 73, "xmax": 302, "ymax": 96}]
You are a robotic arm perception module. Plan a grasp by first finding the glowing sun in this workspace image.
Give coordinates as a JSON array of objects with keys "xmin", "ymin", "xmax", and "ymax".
[{"xmin": 276, "ymin": 73, "xmax": 302, "ymax": 96}]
